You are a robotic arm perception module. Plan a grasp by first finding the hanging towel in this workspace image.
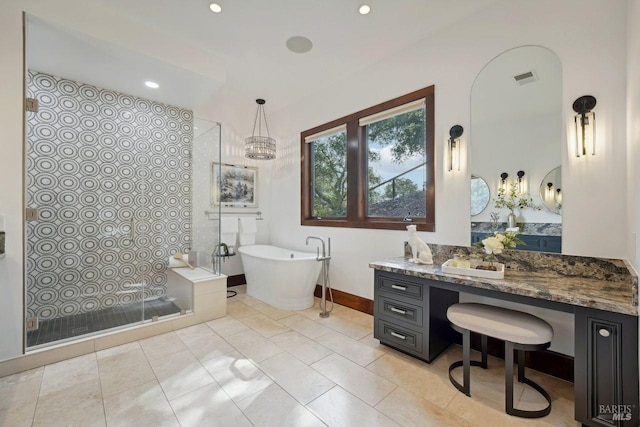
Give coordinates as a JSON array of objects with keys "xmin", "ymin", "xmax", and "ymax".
[
  {"xmin": 221, "ymin": 217, "xmax": 239, "ymax": 233},
  {"xmin": 220, "ymin": 217, "xmax": 238, "ymax": 247},
  {"xmin": 239, "ymin": 217, "xmax": 257, "ymax": 233},
  {"xmin": 239, "ymin": 217, "xmax": 257, "ymax": 246}
]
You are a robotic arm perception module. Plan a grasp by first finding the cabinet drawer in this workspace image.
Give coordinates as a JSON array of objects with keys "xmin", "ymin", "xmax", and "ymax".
[
  {"xmin": 377, "ymin": 319, "xmax": 423, "ymax": 354},
  {"xmin": 377, "ymin": 296, "xmax": 423, "ymax": 327},
  {"xmin": 378, "ymin": 276, "xmax": 423, "ymax": 301}
]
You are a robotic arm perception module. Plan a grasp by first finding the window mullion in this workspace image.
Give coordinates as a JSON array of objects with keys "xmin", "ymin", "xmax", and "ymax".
[
  {"xmin": 345, "ymin": 120, "xmax": 360, "ymax": 222},
  {"xmin": 356, "ymin": 124, "xmax": 368, "ymax": 221}
]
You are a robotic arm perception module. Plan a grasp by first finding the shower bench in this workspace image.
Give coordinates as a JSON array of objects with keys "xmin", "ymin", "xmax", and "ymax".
[{"xmin": 167, "ymin": 267, "xmax": 227, "ymax": 323}]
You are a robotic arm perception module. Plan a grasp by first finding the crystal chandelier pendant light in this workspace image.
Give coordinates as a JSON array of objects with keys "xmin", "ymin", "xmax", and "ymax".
[{"xmin": 245, "ymin": 99, "xmax": 276, "ymax": 160}]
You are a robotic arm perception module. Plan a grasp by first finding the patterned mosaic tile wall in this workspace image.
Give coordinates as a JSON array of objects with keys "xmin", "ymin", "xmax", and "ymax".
[{"xmin": 26, "ymin": 71, "xmax": 193, "ymax": 321}]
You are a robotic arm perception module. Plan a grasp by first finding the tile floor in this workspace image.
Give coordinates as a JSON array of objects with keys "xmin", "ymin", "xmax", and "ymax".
[
  {"xmin": 0, "ymin": 285, "xmax": 579, "ymax": 427},
  {"xmin": 27, "ymin": 299, "xmax": 182, "ymax": 348}
]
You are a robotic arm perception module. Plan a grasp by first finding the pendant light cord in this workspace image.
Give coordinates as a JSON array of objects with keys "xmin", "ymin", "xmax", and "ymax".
[
  {"xmin": 261, "ymin": 105, "xmax": 271, "ymax": 138},
  {"xmin": 251, "ymin": 102, "xmax": 271, "ymax": 138},
  {"xmin": 251, "ymin": 105, "xmax": 260, "ymax": 137}
]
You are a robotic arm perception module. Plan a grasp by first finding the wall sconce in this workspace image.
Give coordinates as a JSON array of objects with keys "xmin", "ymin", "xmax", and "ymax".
[
  {"xmin": 573, "ymin": 95, "xmax": 596, "ymax": 157},
  {"xmin": 516, "ymin": 170, "xmax": 526, "ymax": 195},
  {"xmin": 447, "ymin": 125, "xmax": 463, "ymax": 172},
  {"xmin": 499, "ymin": 172, "xmax": 509, "ymax": 192},
  {"xmin": 555, "ymin": 188, "xmax": 562, "ymax": 208}
]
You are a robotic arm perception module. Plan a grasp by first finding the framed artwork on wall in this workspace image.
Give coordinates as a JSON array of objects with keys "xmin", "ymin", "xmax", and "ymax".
[{"xmin": 211, "ymin": 163, "xmax": 258, "ymax": 208}]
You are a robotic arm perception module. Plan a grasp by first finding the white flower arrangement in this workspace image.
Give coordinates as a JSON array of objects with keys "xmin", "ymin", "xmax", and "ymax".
[
  {"xmin": 481, "ymin": 235, "xmax": 505, "ymax": 255},
  {"xmin": 474, "ymin": 231, "xmax": 524, "ymax": 269}
]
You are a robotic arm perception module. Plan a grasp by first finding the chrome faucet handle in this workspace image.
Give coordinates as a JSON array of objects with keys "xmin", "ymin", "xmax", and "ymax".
[{"xmin": 306, "ymin": 236, "xmax": 326, "ymax": 258}]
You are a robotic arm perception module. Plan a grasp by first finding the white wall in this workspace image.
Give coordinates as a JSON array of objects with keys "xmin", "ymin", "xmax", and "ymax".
[
  {"xmin": 0, "ymin": 1, "xmax": 26, "ymax": 361},
  {"xmin": 628, "ymin": 0, "xmax": 640, "ymax": 273},
  {"xmin": 627, "ymin": 0, "xmax": 640, "ymax": 387},
  {"xmin": 267, "ymin": 0, "xmax": 629, "ymax": 356},
  {"xmin": 270, "ymin": 0, "xmax": 628, "ymax": 297}
]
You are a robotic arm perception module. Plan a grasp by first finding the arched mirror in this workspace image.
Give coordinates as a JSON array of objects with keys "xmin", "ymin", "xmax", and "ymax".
[
  {"xmin": 471, "ymin": 175, "xmax": 490, "ymax": 216},
  {"xmin": 470, "ymin": 46, "xmax": 562, "ymax": 251},
  {"xmin": 539, "ymin": 167, "xmax": 561, "ymax": 214}
]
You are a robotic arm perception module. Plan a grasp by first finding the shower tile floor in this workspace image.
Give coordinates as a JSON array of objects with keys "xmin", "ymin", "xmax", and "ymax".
[
  {"xmin": 26, "ymin": 299, "xmax": 182, "ymax": 348},
  {"xmin": 3, "ymin": 285, "xmax": 577, "ymax": 427}
]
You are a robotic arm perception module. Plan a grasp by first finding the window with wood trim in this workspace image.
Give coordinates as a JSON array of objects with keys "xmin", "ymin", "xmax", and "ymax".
[
  {"xmin": 301, "ymin": 86, "xmax": 435, "ymax": 231},
  {"xmin": 310, "ymin": 125, "xmax": 347, "ymax": 217}
]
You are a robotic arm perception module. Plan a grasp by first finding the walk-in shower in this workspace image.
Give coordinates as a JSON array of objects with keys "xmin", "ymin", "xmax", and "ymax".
[{"xmin": 24, "ymin": 16, "xmax": 222, "ymax": 349}]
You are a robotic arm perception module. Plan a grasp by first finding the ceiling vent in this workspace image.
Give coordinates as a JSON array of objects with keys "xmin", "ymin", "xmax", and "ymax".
[{"xmin": 513, "ymin": 70, "xmax": 538, "ymax": 86}]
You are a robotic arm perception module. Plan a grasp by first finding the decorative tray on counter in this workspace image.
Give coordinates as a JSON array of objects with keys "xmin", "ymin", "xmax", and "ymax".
[{"xmin": 441, "ymin": 259, "xmax": 504, "ymax": 279}]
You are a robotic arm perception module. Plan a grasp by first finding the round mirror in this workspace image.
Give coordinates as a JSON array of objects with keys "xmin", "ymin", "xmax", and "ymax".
[
  {"xmin": 471, "ymin": 175, "xmax": 490, "ymax": 216},
  {"xmin": 539, "ymin": 166, "xmax": 561, "ymax": 214}
]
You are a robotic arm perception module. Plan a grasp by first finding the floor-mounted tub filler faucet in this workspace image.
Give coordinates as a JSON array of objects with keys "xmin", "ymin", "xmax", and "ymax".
[{"xmin": 306, "ymin": 236, "xmax": 333, "ymax": 318}]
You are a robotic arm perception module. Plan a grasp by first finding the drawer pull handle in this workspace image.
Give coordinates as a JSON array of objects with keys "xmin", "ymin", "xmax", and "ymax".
[
  {"xmin": 390, "ymin": 331, "xmax": 407, "ymax": 340},
  {"xmin": 389, "ymin": 306, "xmax": 407, "ymax": 315},
  {"xmin": 599, "ymin": 328, "xmax": 610, "ymax": 337},
  {"xmin": 391, "ymin": 284, "xmax": 407, "ymax": 291}
]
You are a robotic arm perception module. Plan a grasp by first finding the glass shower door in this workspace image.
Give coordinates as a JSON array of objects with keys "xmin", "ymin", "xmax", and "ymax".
[
  {"xmin": 24, "ymin": 71, "xmax": 147, "ymax": 347},
  {"xmin": 24, "ymin": 14, "xmax": 195, "ymax": 349},
  {"xmin": 192, "ymin": 119, "xmax": 221, "ymax": 273}
]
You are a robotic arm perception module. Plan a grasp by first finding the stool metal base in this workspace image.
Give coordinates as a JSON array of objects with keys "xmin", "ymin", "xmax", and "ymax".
[
  {"xmin": 448, "ymin": 325, "xmax": 552, "ymax": 419},
  {"xmin": 505, "ymin": 341, "xmax": 552, "ymax": 419},
  {"xmin": 448, "ymin": 327, "xmax": 487, "ymax": 397}
]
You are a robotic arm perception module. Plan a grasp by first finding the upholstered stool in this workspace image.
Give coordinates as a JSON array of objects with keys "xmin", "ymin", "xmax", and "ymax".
[{"xmin": 446, "ymin": 303, "xmax": 554, "ymax": 418}]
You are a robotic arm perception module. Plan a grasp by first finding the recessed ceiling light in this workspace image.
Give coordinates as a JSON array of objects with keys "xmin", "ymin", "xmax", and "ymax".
[
  {"xmin": 286, "ymin": 36, "xmax": 313, "ymax": 54},
  {"xmin": 358, "ymin": 4, "xmax": 371, "ymax": 15},
  {"xmin": 145, "ymin": 81, "xmax": 159, "ymax": 89},
  {"xmin": 209, "ymin": 2, "xmax": 222, "ymax": 13}
]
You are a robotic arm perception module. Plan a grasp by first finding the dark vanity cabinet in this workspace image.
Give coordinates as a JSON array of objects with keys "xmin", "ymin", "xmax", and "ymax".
[
  {"xmin": 471, "ymin": 232, "xmax": 562, "ymax": 253},
  {"xmin": 373, "ymin": 271, "xmax": 458, "ymax": 362},
  {"xmin": 574, "ymin": 307, "xmax": 639, "ymax": 427},
  {"xmin": 373, "ymin": 268, "xmax": 639, "ymax": 427}
]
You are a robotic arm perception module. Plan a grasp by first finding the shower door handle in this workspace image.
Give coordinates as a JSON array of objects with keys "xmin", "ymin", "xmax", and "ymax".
[{"xmin": 130, "ymin": 218, "xmax": 135, "ymax": 240}]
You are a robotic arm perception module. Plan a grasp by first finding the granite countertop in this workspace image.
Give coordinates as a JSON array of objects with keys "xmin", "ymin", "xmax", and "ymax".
[
  {"xmin": 471, "ymin": 222, "xmax": 562, "ymax": 236},
  {"xmin": 371, "ymin": 245, "xmax": 638, "ymax": 316}
]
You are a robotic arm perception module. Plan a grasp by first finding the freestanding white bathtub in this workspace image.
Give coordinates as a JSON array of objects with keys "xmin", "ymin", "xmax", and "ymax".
[{"xmin": 238, "ymin": 244, "xmax": 322, "ymax": 310}]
